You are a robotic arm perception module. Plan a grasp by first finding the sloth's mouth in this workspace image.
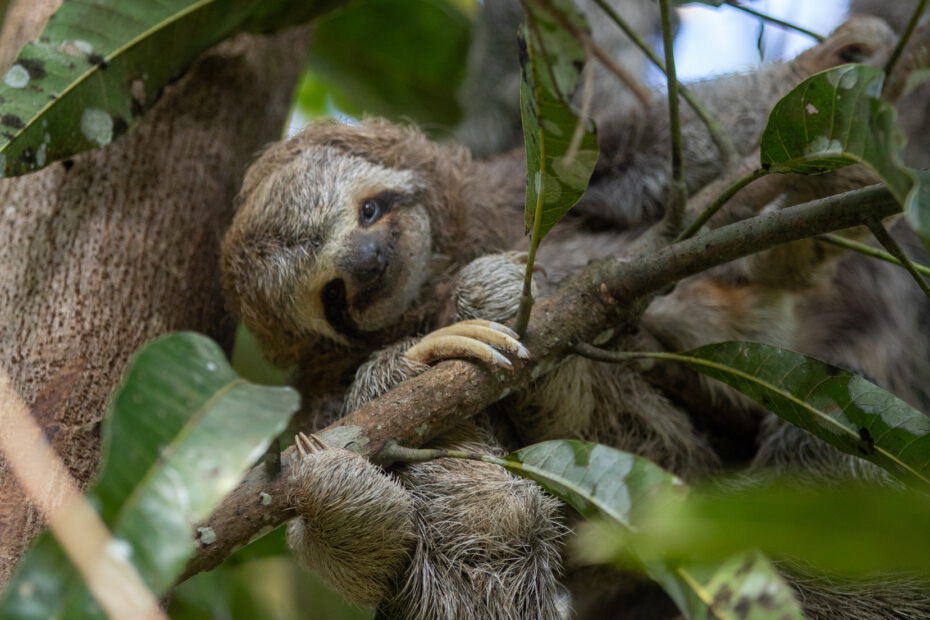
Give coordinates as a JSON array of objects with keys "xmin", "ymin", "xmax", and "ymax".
[{"xmin": 321, "ymin": 278, "xmax": 387, "ymax": 343}]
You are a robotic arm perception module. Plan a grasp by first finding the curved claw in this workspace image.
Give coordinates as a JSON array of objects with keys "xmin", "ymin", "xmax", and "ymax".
[
  {"xmin": 295, "ymin": 432, "xmax": 329, "ymax": 457},
  {"xmin": 404, "ymin": 320, "xmax": 530, "ymax": 370}
]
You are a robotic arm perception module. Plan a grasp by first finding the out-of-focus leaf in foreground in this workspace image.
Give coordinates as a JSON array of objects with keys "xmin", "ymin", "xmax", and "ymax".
[
  {"xmin": 581, "ymin": 480, "xmax": 930, "ymax": 577},
  {"xmin": 0, "ymin": 332, "xmax": 298, "ymax": 618}
]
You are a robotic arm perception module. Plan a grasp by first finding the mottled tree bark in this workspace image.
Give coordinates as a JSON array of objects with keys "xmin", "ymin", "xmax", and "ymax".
[{"xmin": 0, "ymin": 1, "xmax": 312, "ymax": 582}]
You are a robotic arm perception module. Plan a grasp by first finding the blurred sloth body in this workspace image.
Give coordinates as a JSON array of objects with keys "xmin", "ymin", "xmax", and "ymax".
[{"xmin": 220, "ymin": 13, "xmax": 930, "ymax": 620}]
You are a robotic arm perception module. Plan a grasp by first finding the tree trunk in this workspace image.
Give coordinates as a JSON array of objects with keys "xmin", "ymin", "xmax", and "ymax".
[{"xmin": 0, "ymin": 2, "xmax": 311, "ymax": 582}]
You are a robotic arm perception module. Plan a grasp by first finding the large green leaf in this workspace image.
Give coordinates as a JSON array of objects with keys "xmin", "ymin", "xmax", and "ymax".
[
  {"xmin": 298, "ymin": 0, "xmax": 471, "ymax": 127},
  {"xmin": 519, "ymin": 0, "xmax": 599, "ymax": 238},
  {"xmin": 487, "ymin": 440, "xmax": 801, "ymax": 620},
  {"xmin": 673, "ymin": 341, "xmax": 930, "ymax": 488},
  {"xmin": 0, "ymin": 332, "xmax": 299, "ymax": 618},
  {"xmin": 587, "ymin": 480, "xmax": 930, "ymax": 577},
  {"xmin": 760, "ymin": 64, "xmax": 918, "ymax": 208},
  {"xmin": 0, "ymin": 0, "xmax": 339, "ymax": 178}
]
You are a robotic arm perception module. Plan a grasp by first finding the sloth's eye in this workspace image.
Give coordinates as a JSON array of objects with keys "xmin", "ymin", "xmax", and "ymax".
[{"xmin": 360, "ymin": 198, "xmax": 381, "ymax": 225}]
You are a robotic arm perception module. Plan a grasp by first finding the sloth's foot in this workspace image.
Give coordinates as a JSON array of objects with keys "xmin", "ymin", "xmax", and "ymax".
[
  {"xmin": 404, "ymin": 319, "xmax": 530, "ymax": 370},
  {"xmin": 287, "ymin": 432, "xmax": 416, "ymax": 607}
]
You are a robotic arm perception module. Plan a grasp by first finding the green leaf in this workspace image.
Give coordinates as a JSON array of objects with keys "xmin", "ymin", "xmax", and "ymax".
[
  {"xmin": 0, "ymin": 0, "xmax": 338, "ymax": 178},
  {"xmin": 629, "ymin": 481, "xmax": 930, "ymax": 576},
  {"xmin": 298, "ymin": 0, "xmax": 471, "ymax": 127},
  {"xmin": 488, "ymin": 440, "xmax": 801, "ymax": 620},
  {"xmin": 760, "ymin": 64, "xmax": 919, "ymax": 211},
  {"xmin": 672, "ymin": 341, "xmax": 930, "ymax": 488},
  {"xmin": 519, "ymin": 0, "xmax": 599, "ymax": 238},
  {"xmin": 0, "ymin": 332, "xmax": 299, "ymax": 618},
  {"xmin": 493, "ymin": 440, "xmax": 685, "ymax": 525}
]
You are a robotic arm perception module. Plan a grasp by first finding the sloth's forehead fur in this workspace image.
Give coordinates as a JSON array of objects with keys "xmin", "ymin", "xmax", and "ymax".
[{"xmin": 254, "ymin": 146, "xmax": 420, "ymax": 242}]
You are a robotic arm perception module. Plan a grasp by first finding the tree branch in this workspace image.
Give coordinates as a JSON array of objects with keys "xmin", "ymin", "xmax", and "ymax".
[{"xmin": 178, "ymin": 183, "xmax": 899, "ymax": 582}]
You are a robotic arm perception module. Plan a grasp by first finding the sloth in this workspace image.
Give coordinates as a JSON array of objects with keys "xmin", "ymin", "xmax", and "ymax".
[{"xmin": 219, "ymin": 14, "xmax": 930, "ymax": 620}]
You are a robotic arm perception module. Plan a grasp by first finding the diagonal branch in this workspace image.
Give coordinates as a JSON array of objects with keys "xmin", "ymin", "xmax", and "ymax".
[{"xmin": 178, "ymin": 184, "xmax": 899, "ymax": 582}]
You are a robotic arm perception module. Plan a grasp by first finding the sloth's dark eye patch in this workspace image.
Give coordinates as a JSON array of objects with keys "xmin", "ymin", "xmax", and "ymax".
[{"xmin": 358, "ymin": 190, "xmax": 406, "ymax": 227}]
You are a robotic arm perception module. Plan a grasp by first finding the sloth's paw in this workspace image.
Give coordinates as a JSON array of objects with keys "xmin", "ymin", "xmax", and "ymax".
[
  {"xmin": 287, "ymin": 432, "xmax": 415, "ymax": 607},
  {"xmin": 455, "ymin": 251, "xmax": 536, "ymax": 322},
  {"xmin": 404, "ymin": 319, "xmax": 530, "ymax": 370}
]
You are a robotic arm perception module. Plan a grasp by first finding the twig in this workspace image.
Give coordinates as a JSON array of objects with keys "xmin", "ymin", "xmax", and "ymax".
[
  {"xmin": 725, "ymin": 1, "xmax": 824, "ymax": 42},
  {"xmin": 884, "ymin": 0, "xmax": 930, "ymax": 83},
  {"xmin": 592, "ymin": 0, "xmax": 738, "ymax": 167},
  {"xmin": 659, "ymin": 0, "xmax": 687, "ymax": 238},
  {"xmin": 0, "ymin": 370, "xmax": 166, "ymax": 619},
  {"xmin": 179, "ymin": 184, "xmax": 900, "ymax": 583},
  {"xmin": 817, "ymin": 233, "xmax": 930, "ymax": 277},
  {"xmin": 589, "ymin": 40, "xmax": 653, "ymax": 108},
  {"xmin": 865, "ymin": 217, "xmax": 930, "ymax": 301},
  {"xmin": 677, "ymin": 167, "xmax": 770, "ymax": 241}
]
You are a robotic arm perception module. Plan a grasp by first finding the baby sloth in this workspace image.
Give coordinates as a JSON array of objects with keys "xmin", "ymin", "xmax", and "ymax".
[{"xmin": 219, "ymin": 16, "xmax": 923, "ymax": 620}]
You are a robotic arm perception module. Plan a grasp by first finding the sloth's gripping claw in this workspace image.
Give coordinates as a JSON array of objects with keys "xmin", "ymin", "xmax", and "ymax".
[
  {"xmin": 404, "ymin": 319, "xmax": 530, "ymax": 370},
  {"xmin": 294, "ymin": 432, "xmax": 328, "ymax": 456}
]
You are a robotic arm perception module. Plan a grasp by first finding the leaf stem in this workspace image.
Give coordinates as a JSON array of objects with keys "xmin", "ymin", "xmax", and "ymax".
[
  {"xmin": 725, "ymin": 1, "xmax": 824, "ymax": 42},
  {"xmin": 817, "ymin": 233, "xmax": 930, "ymax": 277},
  {"xmin": 884, "ymin": 0, "xmax": 930, "ymax": 82},
  {"xmin": 592, "ymin": 0, "xmax": 738, "ymax": 167},
  {"xmin": 516, "ymin": 214, "xmax": 542, "ymax": 337},
  {"xmin": 676, "ymin": 167, "xmax": 770, "ymax": 241},
  {"xmin": 659, "ymin": 0, "xmax": 687, "ymax": 238},
  {"xmin": 864, "ymin": 218, "xmax": 930, "ymax": 301}
]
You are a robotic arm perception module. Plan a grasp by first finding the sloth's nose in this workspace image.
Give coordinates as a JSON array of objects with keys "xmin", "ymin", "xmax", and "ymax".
[{"xmin": 342, "ymin": 237, "xmax": 387, "ymax": 283}]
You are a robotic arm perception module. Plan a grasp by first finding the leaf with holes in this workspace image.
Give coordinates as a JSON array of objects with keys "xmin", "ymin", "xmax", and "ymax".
[
  {"xmin": 0, "ymin": 332, "xmax": 298, "ymax": 618},
  {"xmin": 519, "ymin": 0, "xmax": 599, "ymax": 239},
  {"xmin": 0, "ymin": 0, "xmax": 338, "ymax": 178},
  {"xmin": 760, "ymin": 64, "xmax": 918, "ymax": 211}
]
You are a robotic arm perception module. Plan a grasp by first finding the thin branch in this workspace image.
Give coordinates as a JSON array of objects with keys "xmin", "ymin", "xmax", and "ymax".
[
  {"xmin": 179, "ymin": 184, "xmax": 900, "ymax": 583},
  {"xmin": 724, "ymin": 1, "xmax": 824, "ymax": 42},
  {"xmin": 592, "ymin": 0, "xmax": 738, "ymax": 166},
  {"xmin": 589, "ymin": 40, "xmax": 653, "ymax": 108},
  {"xmin": 865, "ymin": 217, "xmax": 930, "ymax": 301},
  {"xmin": 677, "ymin": 167, "xmax": 770, "ymax": 241},
  {"xmin": 0, "ymin": 370, "xmax": 165, "ymax": 619},
  {"xmin": 659, "ymin": 0, "xmax": 687, "ymax": 238},
  {"xmin": 817, "ymin": 233, "xmax": 930, "ymax": 277},
  {"xmin": 884, "ymin": 0, "xmax": 930, "ymax": 82}
]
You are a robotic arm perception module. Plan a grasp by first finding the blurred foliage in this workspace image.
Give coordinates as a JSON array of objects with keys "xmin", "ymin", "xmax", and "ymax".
[
  {"xmin": 294, "ymin": 0, "xmax": 473, "ymax": 129},
  {"xmin": 0, "ymin": 333, "xmax": 298, "ymax": 619},
  {"xmin": 577, "ymin": 479, "xmax": 930, "ymax": 578}
]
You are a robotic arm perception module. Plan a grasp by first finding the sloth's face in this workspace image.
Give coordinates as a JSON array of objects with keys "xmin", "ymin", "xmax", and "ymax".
[{"xmin": 224, "ymin": 146, "xmax": 432, "ymax": 347}]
